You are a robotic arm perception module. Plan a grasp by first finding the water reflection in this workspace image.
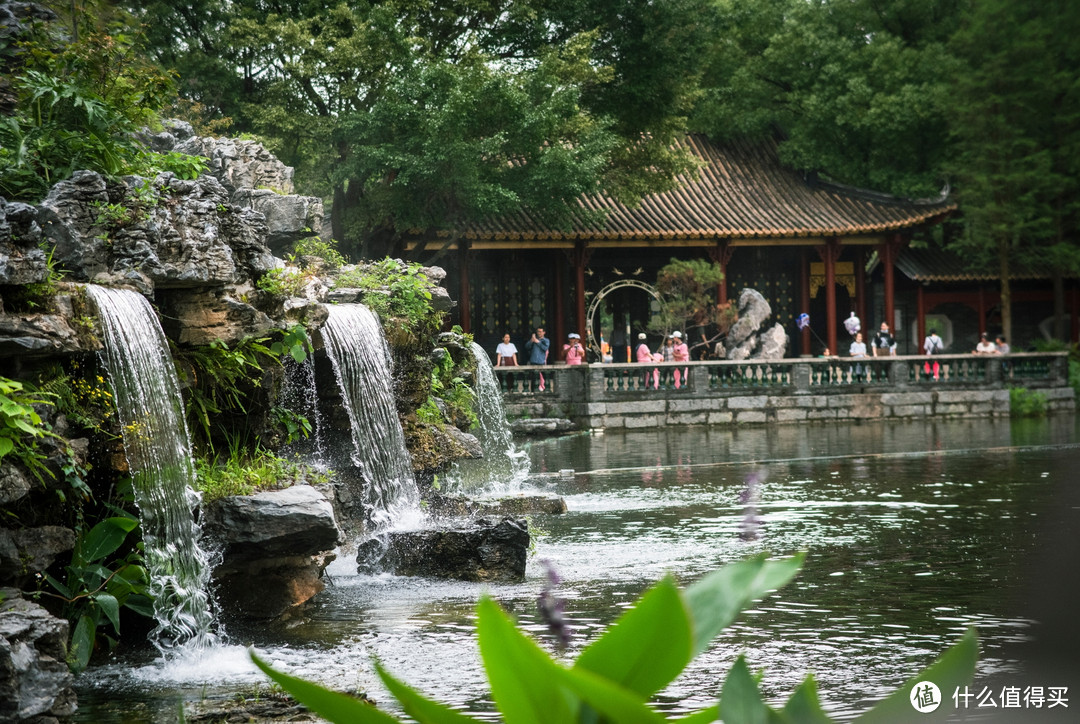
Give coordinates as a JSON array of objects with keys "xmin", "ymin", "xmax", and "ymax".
[{"xmin": 75, "ymin": 418, "xmax": 1080, "ymax": 721}]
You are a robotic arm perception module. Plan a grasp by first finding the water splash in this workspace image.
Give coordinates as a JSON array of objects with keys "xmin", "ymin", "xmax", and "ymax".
[
  {"xmin": 278, "ymin": 356, "xmax": 326, "ymax": 464},
  {"xmin": 86, "ymin": 286, "xmax": 216, "ymax": 653},
  {"xmin": 320, "ymin": 304, "xmax": 421, "ymax": 530}
]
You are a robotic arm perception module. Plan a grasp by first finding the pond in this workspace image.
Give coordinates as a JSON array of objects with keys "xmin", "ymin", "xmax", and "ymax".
[{"xmin": 75, "ymin": 416, "xmax": 1080, "ymax": 722}]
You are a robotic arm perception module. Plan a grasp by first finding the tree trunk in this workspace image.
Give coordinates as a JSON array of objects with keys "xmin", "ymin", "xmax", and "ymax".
[{"xmin": 999, "ymin": 237, "xmax": 1012, "ymax": 344}]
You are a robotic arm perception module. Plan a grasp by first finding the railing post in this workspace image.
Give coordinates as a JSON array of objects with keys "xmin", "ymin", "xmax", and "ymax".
[
  {"xmin": 588, "ymin": 365, "xmax": 606, "ymax": 401},
  {"xmin": 793, "ymin": 363, "xmax": 810, "ymax": 392},
  {"xmin": 986, "ymin": 356, "xmax": 1002, "ymax": 385}
]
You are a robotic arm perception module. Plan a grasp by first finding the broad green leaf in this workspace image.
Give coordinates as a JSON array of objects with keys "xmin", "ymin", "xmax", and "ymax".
[
  {"xmin": 69, "ymin": 615, "xmax": 95, "ymax": 672},
  {"xmin": 856, "ymin": 629, "xmax": 978, "ymax": 723},
  {"xmin": 575, "ymin": 575, "xmax": 693, "ymax": 697},
  {"xmin": 672, "ymin": 705, "xmax": 719, "ymax": 723},
  {"xmin": 44, "ymin": 572, "xmax": 71, "ymax": 599},
  {"xmin": 92, "ymin": 592, "xmax": 121, "ymax": 634},
  {"xmin": 375, "ymin": 661, "xmax": 482, "ymax": 724},
  {"xmin": 554, "ymin": 661, "xmax": 668, "ymax": 724},
  {"xmin": 0, "ymin": 436, "xmax": 13, "ymax": 458},
  {"xmin": 79, "ymin": 517, "xmax": 138, "ymax": 563},
  {"xmin": 718, "ymin": 656, "xmax": 771, "ymax": 724},
  {"xmin": 685, "ymin": 552, "xmax": 805, "ymax": 656},
  {"xmin": 122, "ymin": 594, "xmax": 155, "ymax": 618},
  {"xmin": 782, "ymin": 675, "xmax": 833, "ymax": 724},
  {"xmin": 251, "ymin": 651, "xmax": 402, "ymax": 724},
  {"xmin": 476, "ymin": 596, "xmax": 578, "ymax": 724}
]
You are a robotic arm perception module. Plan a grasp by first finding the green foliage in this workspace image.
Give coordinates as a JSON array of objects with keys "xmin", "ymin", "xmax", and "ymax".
[
  {"xmin": 174, "ymin": 337, "xmax": 276, "ymax": 450},
  {"xmin": 252, "ymin": 552, "xmax": 978, "ymax": 722},
  {"xmin": 0, "ymin": 376, "xmax": 59, "ymax": 482},
  {"xmin": 256, "ymin": 265, "xmax": 311, "ymax": 299},
  {"xmin": 270, "ymin": 406, "xmax": 312, "ymax": 446},
  {"xmin": 195, "ymin": 448, "xmax": 329, "ymax": 503},
  {"xmin": 430, "ymin": 349, "xmax": 477, "ymax": 430},
  {"xmin": 334, "ymin": 259, "xmax": 442, "ymax": 338},
  {"xmin": 36, "ymin": 360, "xmax": 117, "ymax": 435},
  {"xmin": 270, "ymin": 324, "xmax": 313, "ymax": 365},
  {"xmin": 41, "ymin": 513, "xmax": 153, "ymax": 673},
  {"xmin": 0, "ymin": 16, "xmax": 180, "ymax": 201},
  {"xmin": 651, "ymin": 258, "xmax": 736, "ymax": 349},
  {"xmin": 294, "ymin": 237, "xmax": 347, "ymax": 270},
  {"xmin": 1009, "ymin": 387, "xmax": 1048, "ymax": 418}
]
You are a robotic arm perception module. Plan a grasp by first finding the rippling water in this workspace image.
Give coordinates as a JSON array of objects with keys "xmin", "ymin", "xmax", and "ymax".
[{"xmin": 76, "ymin": 417, "xmax": 1080, "ymax": 721}]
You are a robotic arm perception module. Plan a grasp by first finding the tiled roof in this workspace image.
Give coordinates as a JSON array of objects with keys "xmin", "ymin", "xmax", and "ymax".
[
  {"xmin": 894, "ymin": 247, "xmax": 1080, "ymax": 281},
  {"xmin": 439, "ymin": 134, "xmax": 956, "ymax": 243}
]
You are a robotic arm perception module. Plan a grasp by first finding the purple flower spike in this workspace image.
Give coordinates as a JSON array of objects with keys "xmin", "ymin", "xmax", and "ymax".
[{"xmin": 537, "ymin": 560, "xmax": 572, "ymax": 650}]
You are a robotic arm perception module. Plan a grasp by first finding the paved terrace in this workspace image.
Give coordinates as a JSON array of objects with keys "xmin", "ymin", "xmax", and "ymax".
[{"xmin": 494, "ymin": 352, "xmax": 1075, "ymax": 429}]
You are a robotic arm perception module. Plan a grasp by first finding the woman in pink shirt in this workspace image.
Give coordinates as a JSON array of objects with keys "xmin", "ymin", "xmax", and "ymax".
[
  {"xmin": 563, "ymin": 333, "xmax": 585, "ymax": 365},
  {"xmin": 635, "ymin": 333, "xmax": 659, "ymax": 389},
  {"xmin": 671, "ymin": 330, "xmax": 690, "ymax": 389}
]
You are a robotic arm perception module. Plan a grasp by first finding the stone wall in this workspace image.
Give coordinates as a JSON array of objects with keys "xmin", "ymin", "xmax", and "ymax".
[{"xmin": 499, "ymin": 354, "xmax": 1076, "ymax": 430}]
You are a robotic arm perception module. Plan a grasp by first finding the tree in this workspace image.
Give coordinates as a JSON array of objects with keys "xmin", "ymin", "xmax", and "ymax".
[
  {"xmin": 690, "ymin": 0, "xmax": 961, "ymax": 198},
  {"xmin": 127, "ymin": 0, "xmax": 714, "ymax": 260},
  {"xmin": 943, "ymin": 0, "xmax": 1080, "ymax": 342},
  {"xmin": 650, "ymin": 259, "xmax": 736, "ymax": 358}
]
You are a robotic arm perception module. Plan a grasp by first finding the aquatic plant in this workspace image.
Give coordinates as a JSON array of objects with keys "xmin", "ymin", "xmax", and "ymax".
[
  {"xmin": 252, "ymin": 553, "xmax": 978, "ymax": 722},
  {"xmin": 1009, "ymin": 387, "xmax": 1048, "ymax": 417}
]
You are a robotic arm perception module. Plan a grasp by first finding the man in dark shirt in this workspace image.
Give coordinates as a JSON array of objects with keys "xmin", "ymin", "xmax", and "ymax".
[
  {"xmin": 525, "ymin": 327, "xmax": 550, "ymax": 391},
  {"xmin": 872, "ymin": 322, "xmax": 897, "ymax": 357}
]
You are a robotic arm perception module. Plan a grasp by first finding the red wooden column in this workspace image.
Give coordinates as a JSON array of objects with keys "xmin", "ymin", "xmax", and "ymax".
[
  {"xmin": 917, "ymin": 284, "xmax": 927, "ymax": 350},
  {"xmin": 707, "ymin": 241, "xmax": 735, "ymax": 306},
  {"xmin": 855, "ymin": 247, "xmax": 867, "ymax": 329},
  {"xmin": 553, "ymin": 253, "xmax": 565, "ymax": 359},
  {"xmin": 977, "ymin": 287, "xmax": 986, "ymax": 335},
  {"xmin": 879, "ymin": 233, "xmax": 902, "ymax": 332},
  {"xmin": 800, "ymin": 250, "xmax": 811, "ymax": 355},
  {"xmin": 817, "ymin": 238, "xmax": 842, "ymax": 354},
  {"xmin": 457, "ymin": 242, "xmax": 472, "ymax": 335},
  {"xmin": 568, "ymin": 241, "xmax": 591, "ymax": 340}
]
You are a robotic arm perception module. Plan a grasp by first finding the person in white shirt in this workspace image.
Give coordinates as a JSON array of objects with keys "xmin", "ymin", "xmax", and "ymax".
[
  {"xmin": 495, "ymin": 333, "xmax": 518, "ymax": 366},
  {"xmin": 973, "ymin": 332, "xmax": 997, "ymax": 354}
]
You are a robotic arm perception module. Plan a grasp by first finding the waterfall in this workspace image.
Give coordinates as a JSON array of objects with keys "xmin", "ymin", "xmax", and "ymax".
[
  {"xmin": 86, "ymin": 286, "xmax": 216, "ymax": 652},
  {"xmin": 451, "ymin": 342, "xmax": 529, "ymax": 490},
  {"xmin": 320, "ymin": 304, "xmax": 420, "ymax": 530}
]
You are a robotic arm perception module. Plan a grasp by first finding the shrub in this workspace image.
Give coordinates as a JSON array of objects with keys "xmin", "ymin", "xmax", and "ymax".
[
  {"xmin": 257, "ymin": 265, "xmax": 311, "ymax": 298},
  {"xmin": 333, "ymin": 258, "xmax": 443, "ymax": 339},
  {"xmin": 195, "ymin": 448, "xmax": 329, "ymax": 502},
  {"xmin": 1009, "ymin": 387, "xmax": 1047, "ymax": 417},
  {"xmin": 294, "ymin": 237, "xmax": 347, "ymax": 270},
  {"xmin": 0, "ymin": 375, "xmax": 60, "ymax": 482},
  {"xmin": 252, "ymin": 552, "xmax": 978, "ymax": 723}
]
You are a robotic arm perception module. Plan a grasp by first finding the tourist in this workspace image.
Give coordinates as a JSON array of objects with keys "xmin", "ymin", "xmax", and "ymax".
[
  {"xmin": 525, "ymin": 327, "xmax": 550, "ymax": 391},
  {"xmin": 635, "ymin": 333, "xmax": 658, "ymax": 389},
  {"xmin": 850, "ymin": 331, "xmax": 867, "ymax": 381},
  {"xmin": 564, "ymin": 332, "xmax": 585, "ymax": 365},
  {"xmin": 973, "ymin": 332, "xmax": 996, "ymax": 354},
  {"xmin": 995, "ymin": 334, "xmax": 1011, "ymax": 377},
  {"xmin": 600, "ymin": 333, "xmax": 614, "ymax": 363},
  {"xmin": 660, "ymin": 335, "xmax": 675, "ymax": 389},
  {"xmin": 495, "ymin": 333, "xmax": 518, "ymax": 367},
  {"xmin": 672, "ymin": 330, "xmax": 690, "ymax": 389},
  {"xmin": 871, "ymin": 322, "xmax": 896, "ymax": 356},
  {"xmin": 923, "ymin": 328, "xmax": 943, "ymax": 380}
]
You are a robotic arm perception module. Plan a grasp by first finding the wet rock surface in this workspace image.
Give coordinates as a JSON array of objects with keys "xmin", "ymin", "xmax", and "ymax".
[
  {"xmin": 356, "ymin": 517, "xmax": 530, "ymax": 582},
  {"xmin": 0, "ymin": 589, "xmax": 76, "ymax": 722}
]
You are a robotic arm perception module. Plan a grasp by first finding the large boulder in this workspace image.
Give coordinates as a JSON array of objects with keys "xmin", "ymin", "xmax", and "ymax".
[
  {"xmin": 39, "ymin": 171, "xmax": 276, "ymax": 293},
  {"xmin": 0, "ymin": 527, "xmax": 75, "ymax": 587},
  {"xmin": 0, "ymin": 199, "xmax": 46, "ymax": 285},
  {"xmin": 202, "ymin": 485, "xmax": 342, "ymax": 620},
  {"xmin": 726, "ymin": 288, "xmax": 772, "ymax": 352},
  {"xmin": 156, "ymin": 286, "xmax": 277, "ymax": 347},
  {"xmin": 174, "ymin": 136, "xmax": 295, "ymax": 195},
  {"xmin": 753, "ymin": 322, "xmax": 789, "ymax": 360},
  {"xmin": 0, "ymin": 589, "xmax": 77, "ymax": 722},
  {"xmin": 231, "ymin": 189, "xmax": 323, "ymax": 255},
  {"xmin": 356, "ymin": 517, "xmax": 530, "ymax": 582}
]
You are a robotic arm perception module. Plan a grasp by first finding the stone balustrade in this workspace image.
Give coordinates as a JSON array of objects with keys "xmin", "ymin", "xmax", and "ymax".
[{"xmin": 494, "ymin": 352, "xmax": 1074, "ymax": 429}]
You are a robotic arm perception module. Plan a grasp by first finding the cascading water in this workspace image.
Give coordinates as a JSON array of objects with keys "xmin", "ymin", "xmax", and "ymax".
[
  {"xmin": 448, "ymin": 342, "xmax": 530, "ymax": 490},
  {"xmin": 86, "ymin": 286, "xmax": 216, "ymax": 652},
  {"xmin": 320, "ymin": 304, "xmax": 421, "ymax": 530}
]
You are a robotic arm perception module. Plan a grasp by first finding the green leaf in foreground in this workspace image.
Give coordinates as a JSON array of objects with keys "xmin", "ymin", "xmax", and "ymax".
[
  {"xmin": 718, "ymin": 655, "xmax": 771, "ymax": 724},
  {"xmin": 375, "ymin": 660, "xmax": 482, "ymax": 724},
  {"xmin": 684, "ymin": 552, "xmax": 805, "ymax": 656},
  {"xmin": 251, "ymin": 651, "xmax": 402, "ymax": 724},
  {"xmin": 574, "ymin": 575, "xmax": 694, "ymax": 697},
  {"xmin": 855, "ymin": 628, "xmax": 978, "ymax": 723}
]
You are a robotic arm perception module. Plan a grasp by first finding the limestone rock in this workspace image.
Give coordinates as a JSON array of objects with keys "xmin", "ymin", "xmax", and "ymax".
[
  {"xmin": 356, "ymin": 517, "xmax": 530, "ymax": 582},
  {"xmin": 202, "ymin": 485, "xmax": 342, "ymax": 561},
  {"xmin": 232, "ymin": 189, "xmax": 323, "ymax": 254},
  {"xmin": 508, "ymin": 418, "xmax": 576, "ymax": 435},
  {"xmin": 0, "ymin": 313, "xmax": 86, "ymax": 357},
  {"xmin": 0, "ymin": 199, "xmax": 46, "ymax": 285},
  {"xmin": 156, "ymin": 287, "xmax": 277, "ymax": 347},
  {"xmin": 753, "ymin": 323, "xmax": 789, "ymax": 360},
  {"xmin": 0, "ymin": 527, "xmax": 75, "ymax": 585},
  {"xmin": 726, "ymin": 288, "xmax": 772, "ymax": 352},
  {"xmin": 0, "ymin": 590, "xmax": 76, "ymax": 722},
  {"xmin": 174, "ymin": 136, "xmax": 295, "ymax": 195},
  {"xmin": 0, "ymin": 466, "xmax": 31, "ymax": 507}
]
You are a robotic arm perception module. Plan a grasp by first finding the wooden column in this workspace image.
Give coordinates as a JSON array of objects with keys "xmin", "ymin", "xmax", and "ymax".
[
  {"xmin": 917, "ymin": 284, "xmax": 926, "ymax": 350},
  {"xmin": 816, "ymin": 238, "xmax": 842, "ymax": 354},
  {"xmin": 800, "ymin": 250, "xmax": 811, "ymax": 355},
  {"xmin": 977, "ymin": 287, "xmax": 986, "ymax": 335},
  {"xmin": 553, "ymin": 253, "xmax": 565, "ymax": 360},
  {"xmin": 567, "ymin": 241, "xmax": 591, "ymax": 342},
  {"xmin": 879, "ymin": 233, "xmax": 902, "ymax": 332},
  {"xmin": 457, "ymin": 243, "xmax": 471, "ymax": 335},
  {"xmin": 855, "ymin": 247, "xmax": 867, "ymax": 329},
  {"xmin": 707, "ymin": 241, "xmax": 735, "ymax": 306}
]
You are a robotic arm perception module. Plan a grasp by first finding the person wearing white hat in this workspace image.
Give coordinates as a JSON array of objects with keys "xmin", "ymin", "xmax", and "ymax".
[
  {"xmin": 564, "ymin": 333, "xmax": 585, "ymax": 365},
  {"xmin": 671, "ymin": 331, "xmax": 690, "ymax": 389},
  {"xmin": 635, "ymin": 333, "xmax": 658, "ymax": 389}
]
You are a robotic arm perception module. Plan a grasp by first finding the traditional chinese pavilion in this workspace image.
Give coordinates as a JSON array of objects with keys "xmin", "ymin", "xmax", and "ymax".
[{"xmin": 405, "ymin": 134, "xmax": 958, "ymax": 357}]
